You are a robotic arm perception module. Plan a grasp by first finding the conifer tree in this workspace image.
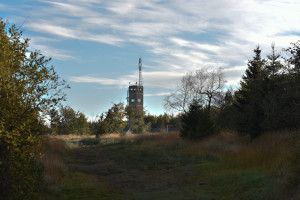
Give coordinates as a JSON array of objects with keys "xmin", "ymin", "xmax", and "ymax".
[
  {"xmin": 266, "ymin": 42, "xmax": 283, "ymax": 76},
  {"xmin": 261, "ymin": 43, "xmax": 284, "ymax": 131},
  {"xmin": 234, "ymin": 46, "xmax": 267, "ymax": 138},
  {"xmin": 180, "ymin": 100, "xmax": 217, "ymax": 140}
]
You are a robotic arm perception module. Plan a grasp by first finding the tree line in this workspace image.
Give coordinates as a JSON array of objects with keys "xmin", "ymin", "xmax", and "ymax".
[
  {"xmin": 48, "ymin": 103, "xmax": 179, "ymax": 137},
  {"xmin": 49, "ymin": 105, "xmax": 90, "ymax": 135},
  {"xmin": 164, "ymin": 41, "xmax": 300, "ymax": 140},
  {"xmin": 229, "ymin": 42, "xmax": 300, "ymax": 138},
  {"xmin": 88, "ymin": 103, "xmax": 179, "ymax": 137}
]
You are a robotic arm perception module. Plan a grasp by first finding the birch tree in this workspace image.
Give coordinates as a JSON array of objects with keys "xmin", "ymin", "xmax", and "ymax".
[{"xmin": 164, "ymin": 67, "xmax": 226, "ymax": 113}]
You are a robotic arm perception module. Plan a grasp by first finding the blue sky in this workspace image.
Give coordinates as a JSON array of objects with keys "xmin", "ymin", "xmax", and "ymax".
[{"xmin": 1, "ymin": 0, "xmax": 300, "ymax": 118}]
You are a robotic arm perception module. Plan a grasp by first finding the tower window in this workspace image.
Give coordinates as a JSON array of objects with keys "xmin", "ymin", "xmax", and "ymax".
[
  {"xmin": 138, "ymin": 99, "xmax": 142, "ymax": 103},
  {"xmin": 131, "ymin": 98, "xmax": 135, "ymax": 102},
  {"xmin": 139, "ymin": 88, "xmax": 142, "ymax": 91}
]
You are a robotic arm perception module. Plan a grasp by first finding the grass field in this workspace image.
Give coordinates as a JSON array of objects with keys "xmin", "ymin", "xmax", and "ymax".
[{"xmin": 41, "ymin": 132, "xmax": 300, "ymax": 200}]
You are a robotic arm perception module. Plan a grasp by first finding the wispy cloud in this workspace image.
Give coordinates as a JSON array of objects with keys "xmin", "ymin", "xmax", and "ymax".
[
  {"xmin": 70, "ymin": 70, "xmax": 184, "ymax": 89},
  {"xmin": 27, "ymin": 23, "xmax": 77, "ymax": 38},
  {"xmin": 69, "ymin": 76, "xmax": 129, "ymax": 88},
  {"xmin": 0, "ymin": 3, "xmax": 6, "ymax": 9},
  {"xmin": 26, "ymin": 23, "xmax": 124, "ymax": 46},
  {"xmin": 29, "ymin": 37, "xmax": 74, "ymax": 60},
  {"xmin": 31, "ymin": 43, "xmax": 75, "ymax": 60},
  {"xmin": 144, "ymin": 92, "xmax": 172, "ymax": 97},
  {"xmin": 170, "ymin": 37, "xmax": 222, "ymax": 53},
  {"xmin": 9, "ymin": 0, "xmax": 300, "ymax": 86},
  {"xmin": 223, "ymin": 66, "xmax": 247, "ymax": 86},
  {"xmin": 45, "ymin": 1, "xmax": 98, "ymax": 17}
]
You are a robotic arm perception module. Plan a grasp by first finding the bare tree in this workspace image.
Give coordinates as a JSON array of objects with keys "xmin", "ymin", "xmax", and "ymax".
[
  {"xmin": 164, "ymin": 67, "xmax": 226, "ymax": 113},
  {"xmin": 194, "ymin": 67, "xmax": 226, "ymax": 111},
  {"xmin": 164, "ymin": 73, "xmax": 194, "ymax": 113}
]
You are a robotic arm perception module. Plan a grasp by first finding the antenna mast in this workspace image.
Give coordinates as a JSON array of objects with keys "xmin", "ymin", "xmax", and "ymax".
[{"xmin": 138, "ymin": 57, "xmax": 143, "ymax": 86}]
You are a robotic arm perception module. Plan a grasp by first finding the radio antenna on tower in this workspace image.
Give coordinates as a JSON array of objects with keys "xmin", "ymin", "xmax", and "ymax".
[{"xmin": 138, "ymin": 57, "xmax": 143, "ymax": 86}]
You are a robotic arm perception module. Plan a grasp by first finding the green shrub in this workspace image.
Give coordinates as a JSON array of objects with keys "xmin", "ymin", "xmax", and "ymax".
[{"xmin": 0, "ymin": 151, "xmax": 44, "ymax": 200}]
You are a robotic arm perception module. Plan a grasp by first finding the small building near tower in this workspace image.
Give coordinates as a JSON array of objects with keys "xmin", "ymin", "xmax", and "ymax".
[{"xmin": 127, "ymin": 57, "xmax": 144, "ymax": 116}]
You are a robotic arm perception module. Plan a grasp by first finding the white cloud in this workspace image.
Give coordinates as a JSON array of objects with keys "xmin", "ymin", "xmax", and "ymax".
[
  {"xmin": 144, "ymin": 92, "xmax": 172, "ymax": 97},
  {"xmin": 26, "ymin": 22, "xmax": 124, "ymax": 46},
  {"xmin": 0, "ymin": 3, "xmax": 6, "ymax": 9},
  {"xmin": 170, "ymin": 37, "xmax": 222, "ymax": 53},
  {"xmin": 106, "ymin": 1, "xmax": 136, "ymax": 15},
  {"xmin": 28, "ymin": 38, "xmax": 74, "ymax": 60},
  {"xmin": 27, "ymin": 23, "xmax": 77, "ymax": 38},
  {"xmin": 85, "ymin": 33, "xmax": 124, "ymax": 46},
  {"xmin": 69, "ymin": 76, "xmax": 129, "ymax": 88},
  {"xmin": 143, "ymin": 71, "xmax": 184, "ymax": 89},
  {"xmin": 223, "ymin": 66, "xmax": 247, "ymax": 86},
  {"xmin": 12, "ymin": 0, "xmax": 300, "ymax": 86},
  {"xmin": 69, "ymin": 63, "xmax": 246, "ymax": 94},
  {"xmin": 70, "ymin": 70, "xmax": 185, "ymax": 89},
  {"xmin": 31, "ymin": 43, "xmax": 74, "ymax": 60},
  {"xmin": 29, "ymin": 36, "xmax": 59, "ymax": 43}
]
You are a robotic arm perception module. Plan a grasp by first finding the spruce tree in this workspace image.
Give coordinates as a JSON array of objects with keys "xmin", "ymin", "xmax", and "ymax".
[
  {"xmin": 262, "ymin": 43, "xmax": 284, "ymax": 131},
  {"xmin": 266, "ymin": 42, "xmax": 282, "ymax": 76},
  {"xmin": 234, "ymin": 46, "xmax": 267, "ymax": 138},
  {"xmin": 180, "ymin": 100, "xmax": 217, "ymax": 140}
]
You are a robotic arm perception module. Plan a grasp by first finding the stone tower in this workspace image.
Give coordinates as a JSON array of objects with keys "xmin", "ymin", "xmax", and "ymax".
[{"xmin": 127, "ymin": 58, "xmax": 143, "ymax": 115}]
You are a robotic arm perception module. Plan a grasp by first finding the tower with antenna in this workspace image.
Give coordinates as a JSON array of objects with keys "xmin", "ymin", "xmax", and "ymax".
[{"xmin": 127, "ymin": 57, "xmax": 144, "ymax": 115}]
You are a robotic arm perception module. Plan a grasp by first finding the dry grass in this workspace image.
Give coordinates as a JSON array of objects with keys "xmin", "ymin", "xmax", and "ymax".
[
  {"xmin": 101, "ymin": 132, "xmax": 181, "ymax": 144},
  {"xmin": 51, "ymin": 132, "xmax": 297, "ymax": 168},
  {"xmin": 128, "ymin": 132, "xmax": 181, "ymax": 146},
  {"xmin": 130, "ymin": 131, "xmax": 297, "ymax": 183},
  {"xmin": 221, "ymin": 132, "xmax": 295, "ymax": 168},
  {"xmin": 184, "ymin": 131, "xmax": 247, "ymax": 154},
  {"xmin": 50, "ymin": 134, "xmax": 94, "ymax": 140},
  {"xmin": 52, "ymin": 132, "xmax": 182, "ymax": 146},
  {"xmin": 40, "ymin": 137, "xmax": 67, "ymax": 190},
  {"xmin": 48, "ymin": 131, "xmax": 298, "ymax": 184},
  {"xmin": 41, "ymin": 131, "xmax": 299, "ymax": 199}
]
